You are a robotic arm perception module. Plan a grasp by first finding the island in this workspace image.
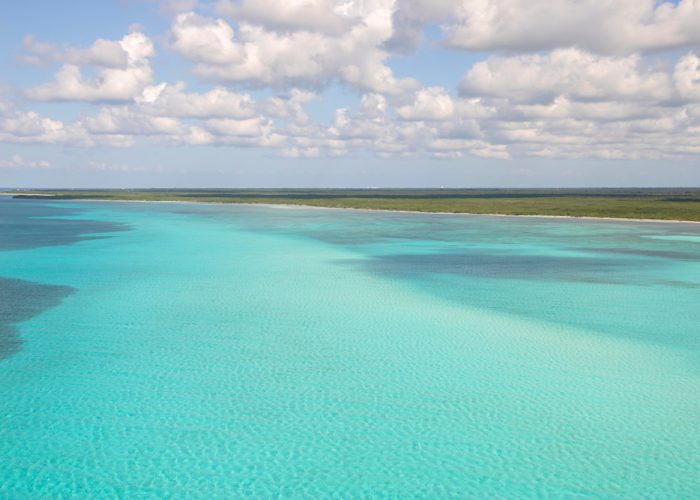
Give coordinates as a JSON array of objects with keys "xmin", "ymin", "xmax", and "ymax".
[{"xmin": 8, "ymin": 188, "xmax": 700, "ymax": 222}]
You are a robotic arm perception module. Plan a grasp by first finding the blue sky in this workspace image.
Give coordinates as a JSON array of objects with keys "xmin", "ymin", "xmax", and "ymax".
[{"xmin": 1, "ymin": 0, "xmax": 699, "ymax": 188}]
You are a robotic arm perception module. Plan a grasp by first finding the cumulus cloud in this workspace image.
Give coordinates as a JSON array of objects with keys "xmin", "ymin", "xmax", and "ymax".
[
  {"xmin": 83, "ymin": 107, "xmax": 184, "ymax": 136},
  {"xmin": 259, "ymin": 89, "xmax": 317, "ymax": 121},
  {"xmin": 25, "ymin": 32, "xmax": 155, "ymax": 102},
  {"xmin": 443, "ymin": 0, "xmax": 700, "ymax": 54},
  {"xmin": 395, "ymin": 87, "xmax": 455, "ymax": 120},
  {"xmin": 5, "ymin": 0, "xmax": 700, "ymax": 163},
  {"xmin": 169, "ymin": 9, "xmax": 417, "ymax": 94},
  {"xmin": 459, "ymin": 49, "xmax": 673, "ymax": 103},
  {"xmin": 674, "ymin": 52, "xmax": 700, "ymax": 101},
  {"xmin": 384, "ymin": 0, "xmax": 456, "ymax": 53},
  {"xmin": 447, "ymin": 46, "xmax": 700, "ymax": 159},
  {"xmin": 0, "ymin": 100, "xmax": 134, "ymax": 147},
  {"xmin": 205, "ymin": 117, "xmax": 271, "ymax": 137},
  {"xmin": 216, "ymin": 0, "xmax": 354, "ymax": 35},
  {"xmin": 137, "ymin": 82, "xmax": 257, "ymax": 119},
  {"xmin": 273, "ymin": 91, "xmax": 506, "ymax": 159}
]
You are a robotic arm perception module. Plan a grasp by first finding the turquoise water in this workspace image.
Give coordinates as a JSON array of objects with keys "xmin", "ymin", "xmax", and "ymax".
[{"xmin": 1, "ymin": 197, "xmax": 699, "ymax": 497}]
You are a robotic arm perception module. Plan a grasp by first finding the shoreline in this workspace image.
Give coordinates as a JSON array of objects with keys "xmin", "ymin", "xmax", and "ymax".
[
  {"xmin": 257, "ymin": 202, "xmax": 700, "ymax": 225},
  {"xmin": 5, "ymin": 194, "xmax": 700, "ymax": 225}
]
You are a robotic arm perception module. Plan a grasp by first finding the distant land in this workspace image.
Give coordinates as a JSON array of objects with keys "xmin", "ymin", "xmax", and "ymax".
[{"xmin": 8, "ymin": 188, "xmax": 700, "ymax": 222}]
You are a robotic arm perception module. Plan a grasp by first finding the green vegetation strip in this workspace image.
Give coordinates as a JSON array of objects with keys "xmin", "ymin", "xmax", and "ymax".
[{"xmin": 9, "ymin": 189, "xmax": 700, "ymax": 221}]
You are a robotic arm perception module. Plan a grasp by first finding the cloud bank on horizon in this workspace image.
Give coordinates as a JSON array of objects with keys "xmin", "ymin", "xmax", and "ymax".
[{"xmin": 1, "ymin": 0, "xmax": 700, "ymax": 183}]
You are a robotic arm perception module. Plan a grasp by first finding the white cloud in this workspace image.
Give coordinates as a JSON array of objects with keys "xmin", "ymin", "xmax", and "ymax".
[
  {"xmin": 460, "ymin": 49, "xmax": 672, "ymax": 103},
  {"xmin": 395, "ymin": 87, "xmax": 455, "ymax": 120},
  {"xmin": 83, "ymin": 107, "xmax": 184, "ymax": 135},
  {"xmin": 205, "ymin": 117, "xmax": 271, "ymax": 137},
  {"xmin": 137, "ymin": 82, "xmax": 258, "ymax": 119},
  {"xmin": 0, "ymin": 102, "xmax": 134, "ymax": 147},
  {"xmin": 216, "ymin": 0, "xmax": 354, "ymax": 35},
  {"xmin": 443, "ymin": 0, "xmax": 700, "ymax": 54},
  {"xmin": 6, "ymin": 1, "xmax": 700, "ymax": 163},
  {"xmin": 168, "ymin": 12, "xmax": 242, "ymax": 65},
  {"xmin": 291, "ymin": 92, "xmax": 506, "ymax": 159},
  {"xmin": 22, "ymin": 35, "xmax": 129, "ymax": 67},
  {"xmin": 259, "ymin": 89, "xmax": 317, "ymax": 122},
  {"xmin": 384, "ymin": 0, "xmax": 459, "ymax": 53},
  {"xmin": 0, "ymin": 154, "xmax": 50, "ymax": 169},
  {"xmin": 674, "ymin": 52, "xmax": 700, "ymax": 101},
  {"xmin": 25, "ymin": 32, "xmax": 155, "ymax": 102},
  {"xmin": 169, "ymin": 9, "xmax": 417, "ymax": 94},
  {"xmin": 329, "ymin": 93, "xmax": 391, "ymax": 140}
]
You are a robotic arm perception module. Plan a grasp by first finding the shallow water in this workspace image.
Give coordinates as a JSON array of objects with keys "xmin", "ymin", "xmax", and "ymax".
[{"xmin": 1, "ymin": 197, "xmax": 699, "ymax": 497}]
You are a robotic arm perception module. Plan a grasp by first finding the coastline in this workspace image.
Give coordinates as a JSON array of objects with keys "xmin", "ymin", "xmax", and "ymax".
[{"xmin": 6, "ymin": 194, "xmax": 700, "ymax": 225}]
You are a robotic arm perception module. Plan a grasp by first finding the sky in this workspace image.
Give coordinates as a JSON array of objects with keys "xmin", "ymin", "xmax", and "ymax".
[{"xmin": 1, "ymin": 0, "xmax": 699, "ymax": 188}]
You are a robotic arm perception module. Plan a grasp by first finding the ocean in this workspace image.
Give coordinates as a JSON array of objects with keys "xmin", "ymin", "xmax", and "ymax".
[{"xmin": 1, "ymin": 196, "xmax": 699, "ymax": 497}]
